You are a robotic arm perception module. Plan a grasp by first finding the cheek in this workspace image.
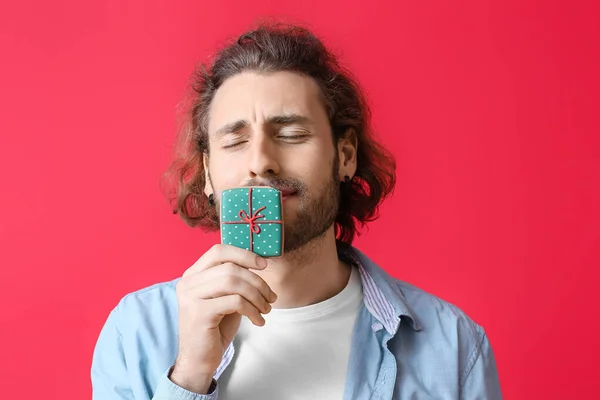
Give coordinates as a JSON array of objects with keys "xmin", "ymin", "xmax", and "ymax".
[
  {"xmin": 292, "ymin": 141, "xmax": 332, "ymax": 169},
  {"xmin": 208, "ymin": 156, "xmax": 243, "ymax": 188},
  {"xmin": 299, "ymin": 160, "xmax": 334, "ymax": 193}
]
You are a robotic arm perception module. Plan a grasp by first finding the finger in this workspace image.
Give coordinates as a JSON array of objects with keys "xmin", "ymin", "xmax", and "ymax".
[
  {"xmin": 209, "ymin": 294, "xmax": 266, "ymax": 326},
  {"xmin": 183, "ymin": 244, "xmax": 268, "ymax": 278},
  {"xmin": 183, "ymin": 262, "xmax": 277, "ymax": 304},
  {"xmin": 194, "ymin": 274, "xmax": 272, "ymax": 314}
]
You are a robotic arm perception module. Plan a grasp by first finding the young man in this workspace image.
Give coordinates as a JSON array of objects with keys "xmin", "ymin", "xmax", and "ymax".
[{"xmin": 92, "ymin": 24, "xmax": 502, "ymax": 399}]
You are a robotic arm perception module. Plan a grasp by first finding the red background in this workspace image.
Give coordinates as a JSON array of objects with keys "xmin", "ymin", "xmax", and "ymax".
[{"xmin": 1, "ymin": 1, "xmax": 598, "ymax": 398}]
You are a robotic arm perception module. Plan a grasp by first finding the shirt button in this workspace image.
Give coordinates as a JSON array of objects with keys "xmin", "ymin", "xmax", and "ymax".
[{"xmin": 371, "ymin": 322, "xmax": 383, "ymax": 332}]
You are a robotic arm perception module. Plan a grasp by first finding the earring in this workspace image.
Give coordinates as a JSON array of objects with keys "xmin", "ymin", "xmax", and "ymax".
[
  {"xmin": 344, "ymin": 175, "xmax": 351, "ymax": 183},
  {"xmin": 208, "ymin": 194, "xmax": 215, "ymax": 206}
]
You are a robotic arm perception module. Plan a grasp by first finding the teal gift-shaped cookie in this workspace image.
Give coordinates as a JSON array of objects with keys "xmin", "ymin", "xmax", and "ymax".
[{"xmin": 220, "ymin": 187, "xmax": 284, "ymax": 257}]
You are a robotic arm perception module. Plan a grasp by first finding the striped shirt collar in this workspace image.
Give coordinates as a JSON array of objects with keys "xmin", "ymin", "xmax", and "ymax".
[{"xmin": 338, "ymin": 243, "xmax": 422, "ymax": 334}]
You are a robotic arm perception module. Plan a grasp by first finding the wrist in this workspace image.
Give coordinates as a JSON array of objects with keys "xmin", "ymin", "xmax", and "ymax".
[{"xmin": 168, "ymin": 364, "xmax": 215, "ymax": 394}]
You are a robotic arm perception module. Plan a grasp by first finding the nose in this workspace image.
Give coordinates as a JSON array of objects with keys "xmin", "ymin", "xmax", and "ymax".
[{"xmin": 246, "ymin": 131, "xmax": 280, "ymax": 179}]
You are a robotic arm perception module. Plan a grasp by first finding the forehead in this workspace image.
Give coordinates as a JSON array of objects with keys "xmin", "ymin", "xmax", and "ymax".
[{"xmin": 207, "ymin": 70, "xmax": 328, "ymax": 133}]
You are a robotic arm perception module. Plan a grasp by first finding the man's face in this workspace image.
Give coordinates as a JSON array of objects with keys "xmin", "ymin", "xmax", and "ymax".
[{"xmin": 205, "ymin": 71, "xmax": 341, "ymax": 253}]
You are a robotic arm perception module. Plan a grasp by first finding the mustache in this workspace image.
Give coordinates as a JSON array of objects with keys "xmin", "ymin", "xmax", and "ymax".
[{"xmin": 244, "ymin": 176, "xmax": 306, "ymax": 194}]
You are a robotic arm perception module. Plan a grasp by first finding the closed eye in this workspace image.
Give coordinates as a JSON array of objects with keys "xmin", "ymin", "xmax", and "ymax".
[
  {"xmin": 221, "ymin": 141, "xmax": 247, "ymax": 149},
  {"xmin": 277, "ymin": 134, "xmax": 310, "ymax": 141}
]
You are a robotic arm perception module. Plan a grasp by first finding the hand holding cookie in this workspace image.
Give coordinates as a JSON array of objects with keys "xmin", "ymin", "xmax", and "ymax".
[{"xmin": 170, "ymin": 244, "xmax": 277, "ymax": 394}]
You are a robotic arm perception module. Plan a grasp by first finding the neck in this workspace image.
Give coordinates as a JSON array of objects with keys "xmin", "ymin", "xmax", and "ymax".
[{"xmin": 255, "ymin": 226, "xmax": 352, "ymax": 309}]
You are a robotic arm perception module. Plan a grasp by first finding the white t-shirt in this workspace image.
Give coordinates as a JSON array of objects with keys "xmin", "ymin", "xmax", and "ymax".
[{"xmin": 218, "ymin": 265, "xmax": 363, "ymax": 400}]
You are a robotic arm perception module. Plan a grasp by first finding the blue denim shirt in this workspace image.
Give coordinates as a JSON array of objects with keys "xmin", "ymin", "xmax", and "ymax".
[{"xmin": 92, "ymin": 246, "xmax": 502, "ymax": 399}]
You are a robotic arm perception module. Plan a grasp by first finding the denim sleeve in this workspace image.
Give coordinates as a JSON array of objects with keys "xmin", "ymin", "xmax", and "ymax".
[
  {"xmin": 153, "ymin": 367, "xmax": 219, "ymax": 400},
  {"xmin": 460, "ymin": 330, "xmax": 503, "ymax": 400},
  {"xmin": 91, "ymin": 307, "xmax": 219, "ymax": 400},
  {"xmin": 91, "ymin": 308, "xmax": 134, "ymax": 399}
]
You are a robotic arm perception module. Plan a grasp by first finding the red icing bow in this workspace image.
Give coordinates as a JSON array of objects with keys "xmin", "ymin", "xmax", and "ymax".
[{"xmin": 238, "ymin": 206, "xmax": 266, "ymax": 234}]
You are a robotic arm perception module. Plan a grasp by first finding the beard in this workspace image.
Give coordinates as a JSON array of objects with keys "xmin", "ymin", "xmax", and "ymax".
[
  {"xmin": 211, "ymin": 154, "xmax": 341, "ymax": 254},
  {"xmin": 280, "ymin": 157, "xmax": 340, "ymax": 253}
]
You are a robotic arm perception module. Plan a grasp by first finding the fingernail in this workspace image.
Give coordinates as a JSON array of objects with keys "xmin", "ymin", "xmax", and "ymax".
[
  {"xmin": 270, "ymin": 292, "xmax": 278, "ymax": 302},
  {"xmin": 256, "ymin": 256, "xmax": 268, "ymax": 268}
]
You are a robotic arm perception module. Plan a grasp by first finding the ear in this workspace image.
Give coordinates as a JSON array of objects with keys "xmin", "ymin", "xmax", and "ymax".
[
  {"xmin": 337, "ymin": 128, "xmax": 358, "ymax": 180},
  {"xmin": 203, "ymin": 152, "xmax": 213, "ymax": 197}
]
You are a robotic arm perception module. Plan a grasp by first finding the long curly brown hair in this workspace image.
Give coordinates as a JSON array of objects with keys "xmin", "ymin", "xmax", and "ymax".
[{"xmin": 161, "ymin": 22, "xmax": 396, "ymax": 245}]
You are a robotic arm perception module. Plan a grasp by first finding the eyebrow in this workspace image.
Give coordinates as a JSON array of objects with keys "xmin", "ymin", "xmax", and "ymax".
[{"xmin": 214, "ymin": 114, "xmax": 312, "ymax": 137}]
